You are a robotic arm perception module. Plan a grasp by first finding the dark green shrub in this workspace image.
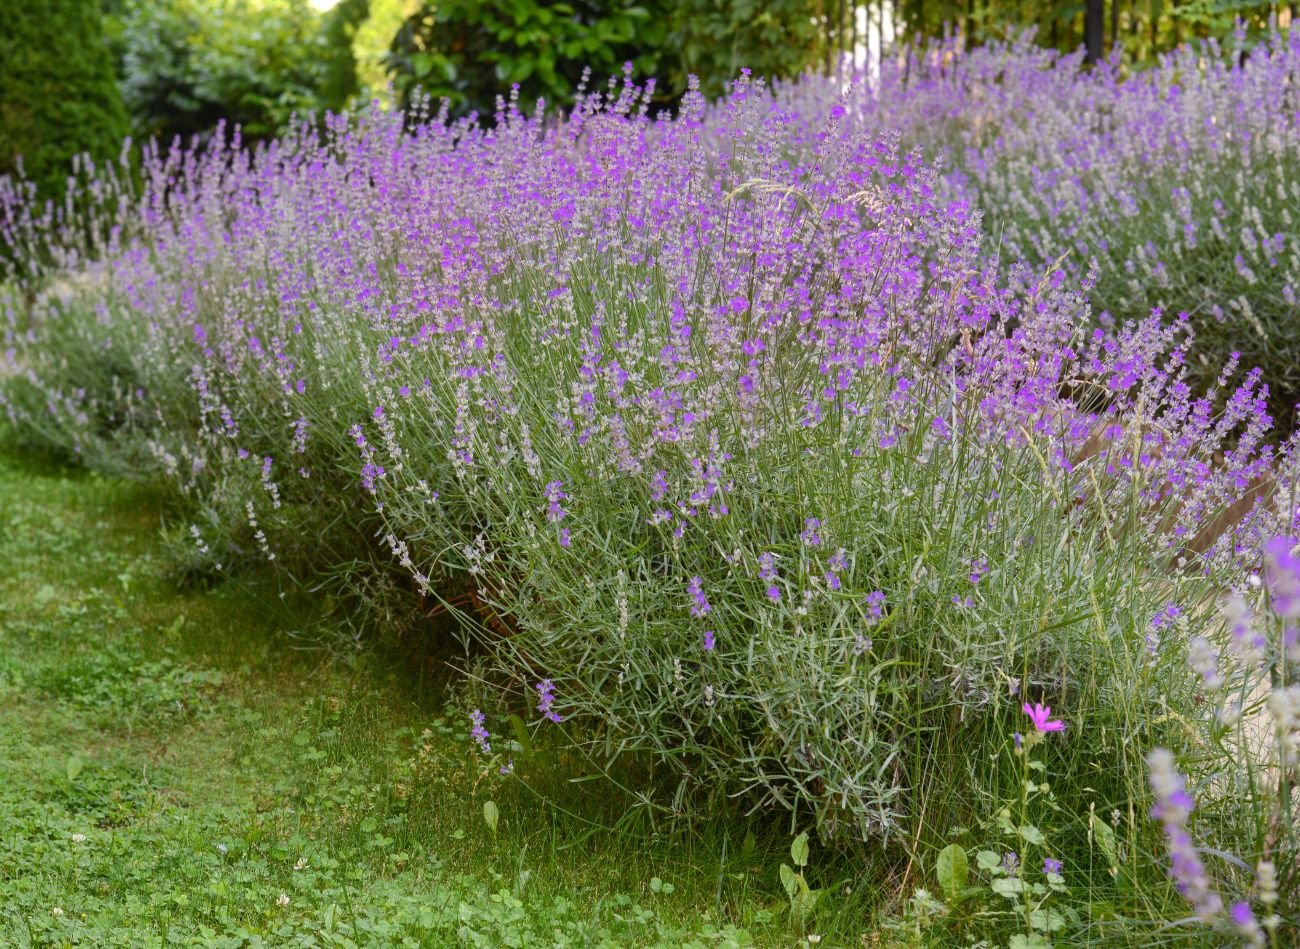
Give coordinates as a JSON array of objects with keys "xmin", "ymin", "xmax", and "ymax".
[
  {"xmin": 112, "ymin": 0, "xmax": 353, "ymax": 143},
  {"xmin": 0, "ymin": 0, "xmax": 129, "ymax": 199},
  {"xmin": 385, "ymin": 0, "xmax": 828, "ymax": 114}
]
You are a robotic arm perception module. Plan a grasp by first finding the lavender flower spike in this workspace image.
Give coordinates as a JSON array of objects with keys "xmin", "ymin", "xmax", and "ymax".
[
  {"xmin": 470, "ymin": 709, "xmax": 491, "ymax": 754},
  {"xmin": 1146, "ymin": 748, "xmax": 1222, "ymax": 924}
]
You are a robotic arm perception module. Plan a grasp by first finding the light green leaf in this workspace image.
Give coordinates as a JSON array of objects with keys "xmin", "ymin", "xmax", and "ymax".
[
  {"xmin": 1029, "ymin": 908, "xmax": 1067, "ymax": 932},
  {"xmin": 1093, "ymin": 815, "xmax": 1118, "ymax": 871},
  {"xmin": 1018, "ymin": 824, "xmax": 1045, "ymax": 845},
  {"xmin": 936, "ymin": 843, "xmax": 969, "ymax": 896},
  {"xmin": 976, "ymin": 850, "xmax": 1003, "ymax": 871},
  {"xmin": 509, "ymin": 714, "xmax": 532, "ymax": 756},
  {"xmin": 790, "ymin": 831, "xmax": 809, "ymax": 868},
  {"xmin": 66, "ymin": 754, "xmax": 83, "ymax": 781},
  {"xmin": 482, "ymin": 800, "xmax": 498, "ymax": 835},
  {"xmin": 779, "ymin": 863, "xmax": 798, "ymax": 899},
  {"xmin": 991, "ymin": 876, "xmax": 1026, "ymax": 897},
  {"xmin": 1009, "ymin": 934, "xmax": 1052, "ymax": 949}
]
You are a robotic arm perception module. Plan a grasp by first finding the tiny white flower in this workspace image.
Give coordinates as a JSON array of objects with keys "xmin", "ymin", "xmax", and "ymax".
[
  {"xmin": 70, "ymin": 833, "xmax": 87, "ymax": 843},
  {"xmin": 294, "ymin": 857, "xmax": 309, "ymax": 871},
  {"xmin": 277, "ymin": 893, "xmax": 290, "ymax": 907},
  {"xmin": 52, "ymin": 907, "xmax": 64, "ymax": 916}
]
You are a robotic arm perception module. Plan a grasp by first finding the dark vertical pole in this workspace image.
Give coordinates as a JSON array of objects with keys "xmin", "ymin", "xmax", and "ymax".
[
  {"xmin": 1085, "ymin": 0, "xmax": 1105, "ymax": 63},
  {"xmin": 850, "ymin": 0, "xmax": 857, "ymax": 72}
]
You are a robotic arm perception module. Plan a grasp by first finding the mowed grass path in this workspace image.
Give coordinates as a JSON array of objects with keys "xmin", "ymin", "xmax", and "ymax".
[{"xmin": 0, "ymin": 455, "xmax": 885, "ymax": 947}]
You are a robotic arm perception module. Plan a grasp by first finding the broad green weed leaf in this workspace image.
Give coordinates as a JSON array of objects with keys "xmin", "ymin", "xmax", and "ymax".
[{"xmin": 935, "ymin": 843, "xmax": 968, "ymax": 896}]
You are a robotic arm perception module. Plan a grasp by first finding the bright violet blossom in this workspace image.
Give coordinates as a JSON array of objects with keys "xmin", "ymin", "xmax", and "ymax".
[{"xmin": 1023, "ymin": 702, "xmax": 1065, "ymax": 733}]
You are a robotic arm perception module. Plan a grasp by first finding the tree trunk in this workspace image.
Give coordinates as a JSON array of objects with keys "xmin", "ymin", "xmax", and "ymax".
[{"xmin": 1085, "ymin": 0, "xmax": 1105, "ymax": 64}]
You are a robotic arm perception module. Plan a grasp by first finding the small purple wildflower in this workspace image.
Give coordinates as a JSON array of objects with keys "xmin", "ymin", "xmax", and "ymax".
[
  {"xmin": 864, "ymin": 590, "xmax": 886, "ymax": 622},
  {"xmin": 1043, "ymin": 857, "xmax": 1062, "ymax": 876},
  {"xmin": 1001, "ymin": 851, "xmax": 1019, "ymax": 874},
  {"xmin": 800, "ymin": 518, "xmax": 823, "ymax": 546},
  {"xmin": 703, "ymin": 629, "xmax": 715, "ymax": 652}
]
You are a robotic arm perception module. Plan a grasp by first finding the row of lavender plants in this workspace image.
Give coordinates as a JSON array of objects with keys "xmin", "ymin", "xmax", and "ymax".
[
  {"xmin": 1, "ymin": 58, "xmax": 1297, "ymax": 942},
  {"xmin": 778, "ymin": 25, "xmax": 1300, "ymax": 428}
]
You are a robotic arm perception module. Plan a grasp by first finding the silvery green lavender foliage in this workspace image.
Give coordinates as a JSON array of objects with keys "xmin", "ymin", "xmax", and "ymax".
[
  {"xmin": 771, "ymin": 26, "xmax": 1300, "ymax": 428},
  {"xmin": 1142, "ymin": 535, "xmax": 1300, "ymax": 944},
  {"xmin": 0, "ymin": 65, "xmax": 1297, "ymax": 930}
]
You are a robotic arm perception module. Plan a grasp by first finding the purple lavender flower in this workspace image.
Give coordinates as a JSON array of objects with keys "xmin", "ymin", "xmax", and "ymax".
[
  {"xmin": 1264, "ymin": 536, "xmax": 1300, "ymax": 619},
  {"xmin": 1151, "ymin": 602, "xmax": 1182, "ymax": 629},
  {"xmin": 1043, "ymin": 857, "xmax": 1062, "ymax": 876},
  {"xmin": 1187, "ymin": 636, "xmax": 1222, "ymax": 690},
  {"xmin": 687, "ymin": 576, "xmax": 711, "ymax": 617},
  {"xmin": 1223, "ymin": 594, "xmax": 1265, "ymax": 666},
  {"xmin": 703, "ymin": 629, "xmax": 715, "ymax": 652},
  {"xmin": 1229, "ymin": 902, "xmax": 1263, "ymax": 945},
  {"xmin": 1147, "ymin": 748, "xmax": 1222, "ymax": 923},
  {"xmin": 535, "ymin": 679, "xmax": 562, "ymax": 724},
  {"xmin": 758, "ymin": 552, "xmax": 780, "ymax": 601},
  {"xmin": 470, "ymin": 709, "xmax": 490, "ymax": 754},
  {"xmin": 544, "ymin": 480, "xmax": 568, "ymax": 522}
]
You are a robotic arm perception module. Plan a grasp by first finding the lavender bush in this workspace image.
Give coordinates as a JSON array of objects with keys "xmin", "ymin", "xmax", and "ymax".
[
  {"xmin": 773, "ymin": 27, "xmax": 1300, "ymax": 427},
  {"xmin": 2, "ymin": 53, "xmax": 1297, "ymax": 941}
]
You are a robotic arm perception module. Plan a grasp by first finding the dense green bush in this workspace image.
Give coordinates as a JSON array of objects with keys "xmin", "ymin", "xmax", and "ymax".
[
  {"xmin": 110, "ymin": 0, "xmax": 354, "ymax": 143},
  {"xmin": 385, "ymin": 0, "xmax": 827, "ymax": 113},
  {"xmin": 0, "ymin": 0, "xmax": 128, "ymax": 199}
]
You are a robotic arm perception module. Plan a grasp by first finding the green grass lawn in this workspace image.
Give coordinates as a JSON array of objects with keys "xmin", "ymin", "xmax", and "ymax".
[{"xmin": 0, "ymin": 454, "xmax": 886, "ymax": 947}]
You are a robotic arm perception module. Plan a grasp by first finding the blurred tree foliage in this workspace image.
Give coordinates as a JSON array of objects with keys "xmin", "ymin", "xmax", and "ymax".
[
  {"xmin": 106, "ymin": 0, "xmax": 362, "ymax": 143},
  {"xmin": 890, "ymin": 0, "xmax": 1291, "ymax": 66},
  {"xmin": 384, "ymin": 0, "xmax": 669, "ymax": 115},
  {"xmin": 384, "ymin": 0, "xmax": 1292, "ymax": 118},
  {"xmin": 384, "ymin": 0, "xmax": 829, "ymax": 114},
  {"xmin": 0, "ymin": 0, "xmax": 129, "ymax": 199},
  {"xmin": 668, "ymin": 0, "xmax": 826, "ymax": 99}
]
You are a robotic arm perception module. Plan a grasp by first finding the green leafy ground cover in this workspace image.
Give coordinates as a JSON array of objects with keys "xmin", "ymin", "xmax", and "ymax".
[{"xmin": 0, "ymin": 454, "xmax": 865, "ymax": 947}]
